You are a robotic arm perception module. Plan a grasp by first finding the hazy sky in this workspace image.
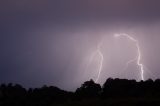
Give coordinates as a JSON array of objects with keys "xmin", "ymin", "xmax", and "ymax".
[{"xmin": 1, "ymin": 0, "xmax": 160, "ymax": 91}]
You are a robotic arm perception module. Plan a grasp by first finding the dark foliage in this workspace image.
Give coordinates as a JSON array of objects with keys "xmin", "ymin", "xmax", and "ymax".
[
  {"xmin": 75, "ymin": 79, "xmax": 101, "ymax": 99},
  {"xmin": 1, "ymin": 78, "xmax": 160, "ymax": 106}
]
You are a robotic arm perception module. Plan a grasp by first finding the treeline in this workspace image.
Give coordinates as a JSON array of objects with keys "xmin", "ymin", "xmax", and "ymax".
[{"xmin": 1, "ymin": 78, "xmax": 160, "ymax": 106}]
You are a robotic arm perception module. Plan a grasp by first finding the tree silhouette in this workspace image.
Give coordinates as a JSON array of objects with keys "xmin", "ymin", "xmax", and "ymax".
[
  {"xmin": 1, "ymin": 78, "xmax": 160, "ymax": 105},
  {"xmin": 75, "ymin": 79, "xmax": 101, "ymax": 98}
]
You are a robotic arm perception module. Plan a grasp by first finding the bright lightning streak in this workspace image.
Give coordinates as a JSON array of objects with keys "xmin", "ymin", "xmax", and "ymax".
[
  {"xmin": 86, "ymin": 42, "xmax": 104, "ymax": 83},
  {"xmin": 114, "ymin": 33, "xmax": 145, "ymax": 81},
  {"xmin": 95, "ymin": 49, "xmax": 104, "ymax": 83}
]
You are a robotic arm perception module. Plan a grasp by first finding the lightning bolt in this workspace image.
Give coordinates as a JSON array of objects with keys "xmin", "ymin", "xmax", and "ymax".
[
  {"xmin": 95, "ymin": 49, "xmax": 104, "ymax": 83},
  {"xmin": 123, "ymin": 57, "xmax": 137, "ymax": 71},
  {"xmin": 86, "ymin": 42, "xmax": 104, "ymax": 83},
  {"xmin": 114, "ymin": 33, "xmax": 145, "ymax": 81}
]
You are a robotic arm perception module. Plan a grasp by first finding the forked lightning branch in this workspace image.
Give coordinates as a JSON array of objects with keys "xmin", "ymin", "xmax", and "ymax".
[{"xmin": 87, "ymin": 33, "xmax": 145, "ymax": 82}]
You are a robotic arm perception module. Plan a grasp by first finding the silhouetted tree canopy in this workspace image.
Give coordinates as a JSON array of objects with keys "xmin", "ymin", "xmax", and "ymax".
[
  {"xmin": 1, "ymin": 78, "xmax": 160, "ymax": 106},
  {"xmin": 75, "ymin": 79, "xmax": 101, "ymax": 98}
]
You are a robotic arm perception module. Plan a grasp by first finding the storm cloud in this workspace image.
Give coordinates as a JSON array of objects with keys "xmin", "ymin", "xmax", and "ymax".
[{"xmin": 0, "ymin": 0, "xmax": 160, "ymax": 90}]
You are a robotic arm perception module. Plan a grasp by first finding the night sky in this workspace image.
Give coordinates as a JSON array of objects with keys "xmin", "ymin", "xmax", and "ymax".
[{"xmin": 1, "ymin": 0, "xmax": 160, "ymax": 91}]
